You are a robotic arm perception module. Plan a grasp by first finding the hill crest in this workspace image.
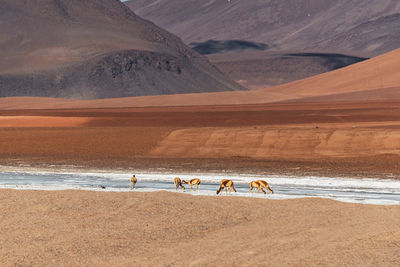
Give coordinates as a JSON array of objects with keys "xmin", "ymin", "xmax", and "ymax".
[{"xmin": 0, "ymin": 0, "xmax": 244, "ymax": 99}]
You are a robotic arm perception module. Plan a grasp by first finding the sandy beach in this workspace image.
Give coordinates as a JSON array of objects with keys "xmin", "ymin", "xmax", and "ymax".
[{"xmin": 0, "ymin": 189, "xmax": 399, "ymax": 266}]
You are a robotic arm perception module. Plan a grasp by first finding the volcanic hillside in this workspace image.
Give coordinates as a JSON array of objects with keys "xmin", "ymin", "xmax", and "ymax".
[
  {"xmin": 127, "ymin": 0, "xmax": 399, "ymax": 88},
  {"xmin": 127, "ymin": 0, "xmax": 400, "ymax": 56},
  {"xmin": 0, "ymin": 0, "xmax": 244, "ymax": 99}
]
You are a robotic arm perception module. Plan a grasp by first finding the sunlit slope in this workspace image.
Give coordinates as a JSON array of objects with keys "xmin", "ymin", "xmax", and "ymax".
[{"xmin": 264, "ymin": 48, "xmax": 400, "ymax": 101}]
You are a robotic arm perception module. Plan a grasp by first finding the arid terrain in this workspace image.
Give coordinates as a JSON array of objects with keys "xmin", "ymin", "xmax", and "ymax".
[
  {"xmin": 1, "ymin": 1, "xmax": 400, "ymax": 266},
  {"xmin": 1, "ymin": 49, "xmax": 400, "ymax": 177},
  {"xmin": 2, "ymin": 100, "xmax": 400, "ymax": 178},
  {"xmin": 1, "ymin": 190, "xmax": 399, "ymax": 266},
  {"xmin": 127, "ymin": 0, "xmax": 400, "ymax": 56},
  {"xmin": 0, "ymin": 0, "xmax": 243, "ymax": 99},
  {"xmin": 208, "ymin": 51, "xmax": 367, "ymax": 89},
  {"xmin": 127, "ymin": 0, "xmax": 400, "ymax": 88},
  {"xmin": 2, "ymin": 47, "xmax": 396, "ymax": 108}
]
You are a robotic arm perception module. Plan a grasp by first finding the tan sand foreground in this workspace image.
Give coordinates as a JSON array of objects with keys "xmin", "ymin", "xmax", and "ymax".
[{"xmin": 0, "ymin": 190, "xmax": 399, "ymax": 266}]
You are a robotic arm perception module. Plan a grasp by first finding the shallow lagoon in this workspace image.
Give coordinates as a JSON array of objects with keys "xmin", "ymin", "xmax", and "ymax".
[{"xmin": 0, "ymin": 168, "xmax": 399, "ymax": 205}]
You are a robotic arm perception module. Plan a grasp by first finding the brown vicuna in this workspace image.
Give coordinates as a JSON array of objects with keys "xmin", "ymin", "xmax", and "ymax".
[
  {"xmin": 174, "ymin": 177, "xmax": 185, "ymax": 191},
  {"xmin": 249, "ymin": 181, "xmax": 266, "ymax": 194},
  {"xmin": 257, "ymin": 180, "xmax": 274, "ymax": 194},
  {"xmin": 216, "ymin": 179, "xmax": 237, "ymax": 195},
  {"xmin": 130, "ymin": 175, "xmax": 137, "ymax": 190},
  {"xmin": 182, "ymin": 178, "xmax": 201, "ymax": 190}
]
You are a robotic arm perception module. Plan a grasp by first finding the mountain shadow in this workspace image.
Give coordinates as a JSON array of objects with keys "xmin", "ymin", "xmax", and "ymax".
[{"xmin": 190, "ymin": 40, "xmax": 269, "ymax": 55}]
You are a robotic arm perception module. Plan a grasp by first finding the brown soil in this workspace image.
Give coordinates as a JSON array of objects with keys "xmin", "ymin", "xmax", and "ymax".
[
  {"xmin": 1, "ymin": 101, "xmax": 400, "ymax": 178},
  {"xmin": 1, "ymin": 190, "xmax": 399, "ymax": 266}
]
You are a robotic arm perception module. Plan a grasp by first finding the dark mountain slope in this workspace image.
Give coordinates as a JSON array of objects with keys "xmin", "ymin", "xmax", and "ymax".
[
  {"xmin": 0, "ymin": 0, "xmax": 244, "ymax": 99},
  {"xmin": 127, "ymin": 0, "xmax": 398, "ymax": 88},
  {"xmin": 127, "ymin": 0, "xmax": 400, "ymax": 56}
]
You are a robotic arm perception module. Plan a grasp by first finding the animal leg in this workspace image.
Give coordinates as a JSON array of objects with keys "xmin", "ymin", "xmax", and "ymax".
[
  {"xmin": 267, "ymin": 186, "xmax": 274, "ymax": 194},
  {"xmin": 231, "ymin": 185, "xmax": 237, "ymax": 193}
]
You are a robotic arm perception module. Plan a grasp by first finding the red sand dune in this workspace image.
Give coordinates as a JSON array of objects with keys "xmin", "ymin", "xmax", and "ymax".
[{"xmin": 265, "ymin": 48, "xmax": 400, "ymax": 100}]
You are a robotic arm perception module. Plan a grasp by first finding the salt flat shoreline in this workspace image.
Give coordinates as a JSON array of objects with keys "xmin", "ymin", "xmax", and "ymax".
[
  {"xmin": 1, "ymin": 164, "xmax": 400, "ymax": 206},
  {"xmin": 1, "ymin": 156, "xmax": 399, "ymax": 180}
]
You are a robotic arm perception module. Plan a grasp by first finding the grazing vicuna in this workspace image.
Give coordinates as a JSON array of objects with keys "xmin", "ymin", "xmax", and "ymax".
[
  {"xmin": 174, "ymin": 177, "xmax": 185, "ymax": 191},
  {"xmin": 130, "ymin": 175, "xmax": 137, "ymax": 190},
  {"xmin": 182, "ymin": 178, "xmax": 201, "ymax": 190},
  {"xmin": 249, "ymin": 181, "xmax": 266, "ymax": 194},
  {"xmin": 257, "ymin": 180, "xmax": 274, "ymax": 194},
  {"xmin": 216, "ymin": 179, "xmax": 237, "ymax": 195}
]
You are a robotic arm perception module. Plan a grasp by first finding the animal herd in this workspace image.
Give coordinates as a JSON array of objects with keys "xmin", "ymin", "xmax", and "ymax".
[{"xmin": 129, "ymin": 175, "xmax": 274, "ymax": 195}]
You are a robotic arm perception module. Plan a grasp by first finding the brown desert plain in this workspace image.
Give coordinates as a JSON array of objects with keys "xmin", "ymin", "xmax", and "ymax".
[
  {"xmin": 1, "ymin": 48, "xmax": 400, "ymax": 176},
  {"xmin": 1, "ymin": 49, "xmax": 400, "ymax": 264}
]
